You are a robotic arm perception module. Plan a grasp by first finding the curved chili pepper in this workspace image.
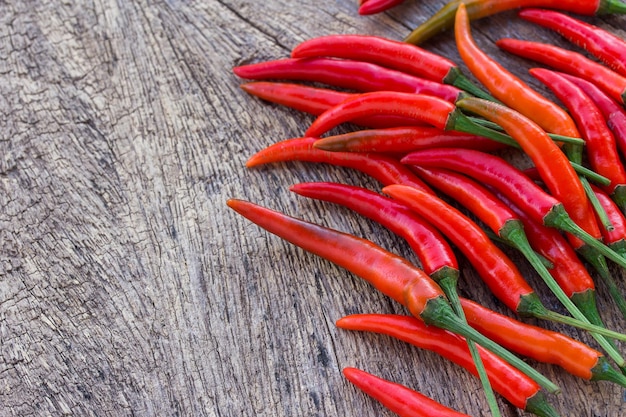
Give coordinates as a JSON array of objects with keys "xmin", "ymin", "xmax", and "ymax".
[
  {"xmin": 289, "ymin": 181, "xmax": 502, "ymax": 413},
  {"xmin": 404, "ymin": 0, "xmax": 626, "ymax": 45},
  {"xmin": 245, "ymin": 137, "xmax": 432, "ymax": 192},
  {"xmin": 496, "ymin": 37, "xmax": 626, "ymax": 106},
  {"xmin": 400, "ymin": 148, "xmax": 626, "ymax": 274},
  {"xmin": 522, "ymin": 167, "xmax": 626, "ymax": 325},
  {"xmin": 413, "ymin": 167, "xmax": 602, "ymax": 315},
  {"xmin": 289, "ymin": 182, "xmax": 454, "ymax": 280},
  {"xmin": 233, "ymin": 57, "xmax": 463, "ymax": 103},
  {"xmin": 454, "ymin": 97, "xmax": 603, "ymax": 254},
  {"xmin": 381, "ymin": 183, "xmax": 626, "ymax": 353},
  {"xmin": 312, "ymin": 126, "xmax": 506, "ymax": 153},
  {"xmin": 226, "ymin": 198, "xmax": 559, "ymax": 393},
  {"xmin": 529, "ymin": 68, "xmax": 626, "ymax": 209},
  {"xmin": 453, "ymin": 4, "xmax": 580, "ymax": 139},
  {"xmin": 358, "ymin": 0, "xmax": 405, "ymax": 15},
  {"xmin": 519, "ymin": 8, "xmax": 626, "ymax": 77},
  {"xmin": 342, "ymin": 367, "xmax": 471, "ymax": 417},
  {"xmin": 338, "ymin": 315, "xmax": 558, "ymax": 416},
  {"xmin": 559, "ymin": 74, "xmax": 626, "ymax": 165},
  {"xmin": 590, "ymin": 185, "xmax": 626, "ymax": 320},
  {"xmin": 304, "ymin": 91, "xmax": 516, "ymax": 147},
  {"xmin": 239, "ymin": 82, "xmax": 425, "ymax": 128},
  {"xmin": 459, "ymin": 299, "xmax": 626, "ymax": 385},
  {"xmin": 291, "ymin": 34, "xmax": 493, "ymax": 100}
]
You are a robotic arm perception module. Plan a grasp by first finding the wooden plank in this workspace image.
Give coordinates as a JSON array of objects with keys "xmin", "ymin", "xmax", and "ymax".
[{"xmin": 0, "ymin": 0, "xmax": 625, "ymax": 415}]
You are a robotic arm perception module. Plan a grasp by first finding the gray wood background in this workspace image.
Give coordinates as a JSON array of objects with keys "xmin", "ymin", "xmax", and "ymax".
[{"xmin": 1, "ymin": 0, "xmax": 625, "ymax": 416}]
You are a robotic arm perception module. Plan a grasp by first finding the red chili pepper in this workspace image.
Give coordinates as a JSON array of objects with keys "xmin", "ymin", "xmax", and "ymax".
[
  {"xmin": 459, "ymin": 298, "xmax": 625, "ymax": 385},
  {"xmin": 558, "ymin": 74, "xmax": 626, "ymax": 167},
  {"xmin": 291, "ymin": 34, "xmax": 492, "ymax": 100},
  {"xmin": 454, "ymin": 97, "xmax": 600, "ymax": 250},
  {"xmin": 233, "ymin": 57, "xmax": 463, "ymax": 103},
  {"xmin": 304, "ymin": 91, "xmax": 515, "ymax": 147},
  {"xmin": 289, "ymin": 181, "xmax": 504, "ymax": 411},
  {"xmin": 358, "ymin": 0, "xmax": 405, "ymax": 15},
  {"xmin": 519, "ymin": 8, "xmax": 626, "ymax": 77},
  {"xmin": 239, "ymin": 82, "xmax": 425, "ymax": 128},
  {"xmin": 381, "ymin": 183, "xmax": 626, "ymax": 354},
  {"xmin": 289, "ymin": 182, "xmax": 455, "ymax": 280},
  {"xmin": 226, "ymin": 198, "xmax": 559, "ymax": 393},
  {"xmin": 496, "ymin": 37, "xmax": 626, "ymax": 106},
  {"xmin": 312, "ymin": 126, "xmax": 506, "ymax": 154},
  {"xmin": 400, "ymin": 147, "xmax": 626, "ymax": 272},
  {"xmin": 404, "ymin": 0, "xmax": 626, "ymax": 45},
  {"xmin": 246, "ymin": 137, "xmax": 432, "ymax": 192},
  {"xmin": 342, "ymin": 367, "xmax": 471, "ymax": 417},
  {"xmin": 529, "ymin": 68, "xmax": 626, "ymax": 209},
  {"xmin": 453, "ymin": 4, "xmax": 580, "ymax": 139},
  {"xmin": 413, "ymin": 166, "xmax": 595, "ymax": 302},
  {"xmin": 522, "ymin": 168, "xmax": 626, "ymax": 323},
  {"xmin": 338, "ymin": 315, "xmax": 558, "ymax": 416}
]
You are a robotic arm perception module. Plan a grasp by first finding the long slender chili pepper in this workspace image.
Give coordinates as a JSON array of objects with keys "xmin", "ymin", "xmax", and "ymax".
[
  {"xmin": 380, "ymin": 183, "xmax": 626, "ymax": 351},
  {"xmin": 233, "ymin": 57, "xmax": 463, "ymax": 103},
  {"xmin": 400, "ymin": 147, "xmax": 626, "ymax": 276},
  {"xmin": 460, "ymin": 299, "xmax": 626, "ymax": 385},
  {"xmin": 342, "ymin": 367, "xmax": 471, "ymax": 417},
  {"xmin": 338, "ymin": 314, "xmax": 559, "ymax": 417},
  {"xmin": 496, "ymin": 37, "xmax": 626, "ymax": 106},
  {"xmin": 291, "ymin": 34, "xmax": 493, "ymax": 100},
  {"xmin": 453, "ymin": 4, "xmax": 580, "ymax": 139},
  {"xmin": 312, "ymin": 126, "xmax": 506, "ymax": 154},
  {"xmin": 560, "ymin": 74, "xmax": 626, "ymax": 166},
  {"xmin": 239, "ymin": 82, "xmax": 424, "ymax": 128},
  {"xmin": 404, "ymin": 0, "xmax": 626, "ymax": 45},
  {"xmin": 226, "ymin": 198, "xmax": 560, "ymax": 393},
  {"xmin": 358, "ymin": 0, "xmax": 405, "ymax": 15},
  {"xmin": 592, "ymin": 184, "xmax": 626, "ymax": 257},
  {"xmin": 488, "ymin": 187, "xmax": 608, "ymax": 329},
  {"xmin": 453, "ymin": 98, "xmax": 611, "ymax": 258},
  {"xmin": 304, "ymin": 91, "xmax": 517, "ymax": 146},
  {"xmin": 519, "ymin": 8, "xmax": 626, "ymax": 77},
  {"xmin": 246, "ymin": 137, "xmax": 432, "ymax": 192},
  {"xmin": 289, "ymin": 182, "xmax": 454, "ymax": 279},
  {"xmin": 289, "ymin": 181, "xmax": 501, "ymax": 414},
  {"xmin": 589, "ymin": 185, "xmax": 626, "ymax": 319},
  {"xmin": 413, "ymin": 167, "xmax": 605, "ymax": 324},
  {"xmin": 529, "ymin": 68, "xmax": 626, "ymax": 209}
]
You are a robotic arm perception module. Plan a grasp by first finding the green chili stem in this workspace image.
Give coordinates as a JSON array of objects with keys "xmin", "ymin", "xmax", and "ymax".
[
  {"xmin": 422, "ymin": 297, "xmax": 561, "ymax": 395},
  {"xmin": 500, "ymin": 221, "xmax": 626, "ymax": 366},
  {"xmin": 581, "ymin": 176, "xmax": 614, "ymax": 231},
  {"xmin": 468, "ymin": 117, "xmax": 585, "ymax": 146},
  {"xmin": 578, "ymin": 246, "xmax": 626, "ymax": 321},
  {"xmin": 437, "ymin": 276, "xmax": 502, "ymax": 417},
  {"xmin": 444, "ymin": 68, "xmax": 499, "ymax": 102}
]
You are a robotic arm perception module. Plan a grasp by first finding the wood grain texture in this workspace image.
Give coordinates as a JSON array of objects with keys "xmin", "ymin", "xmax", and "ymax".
[{"xmin": 0, "ymin": 0, "xmax": 625, "ymax": 416}]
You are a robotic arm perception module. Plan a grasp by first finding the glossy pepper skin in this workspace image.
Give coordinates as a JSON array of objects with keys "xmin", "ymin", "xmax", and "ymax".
[
  {"xmin": 312, "ymin": 126, "xmax": 506, "ymax": 154},
  {"xmin": 455, "ymin": 97, "xmax": 600, "ymax": 249},
  {"xmin": 291, "ymin": 34, "xmax": 492, "ymax": 100},
  {"xmin": 338, "ymin": 314, "xmax": 555, "ymax": 415},
  {"xmin": 496, "ymin": 37, "xmax": 626, "ymax": 106},
  {"xmin": 404, "ymin": 0, "xmax": 626, "ymax": 45},
  {"xmin": 239, "ymin": 82, "xmax": 425, "ymax": 128},
  {"xmin": 246, "ymin": 137, "xmax": 432, "ymax": 192},
  {"xmin": 289, "ymin": 182, "xmax": 455, "ymax": 278},
  {"xmin": 358, "ymin": 0, "xmax": 405, "ymax": 15},
  {"xmin": 560, "ymin": 75, "xmax": 626, "ymax": 165},
  {"xmin": 529, "ymin": 68, "xmax": 626, "ymax": 209},
  {"xmin": 227, "ymin": 198, "xmax": 560, "ymax": 394},
  {"xmin": 342, "ymin": 367, "xmax": 471, "ymax": 417},
  {"xmin": 233, "ymin": 57, "xmax": 463, "ymax": 103},
  {"xmin": 519, "ymin": 8, "xmax": 626, "ymax": 77},
  {"xmin": 453, "ymin": 4, "xmax": 580, "ymax": 139}
]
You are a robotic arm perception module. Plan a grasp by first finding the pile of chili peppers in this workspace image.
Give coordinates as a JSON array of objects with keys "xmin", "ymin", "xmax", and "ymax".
[{"xmin": 229, "ymin": 3, "xmax": 626, "ymax": 416}]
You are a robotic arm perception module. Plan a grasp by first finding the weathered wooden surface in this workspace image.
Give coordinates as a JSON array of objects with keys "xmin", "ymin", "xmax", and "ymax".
[{"xmin": 1, "ymin": 0, "xmax": 626, "ymax": 415}]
